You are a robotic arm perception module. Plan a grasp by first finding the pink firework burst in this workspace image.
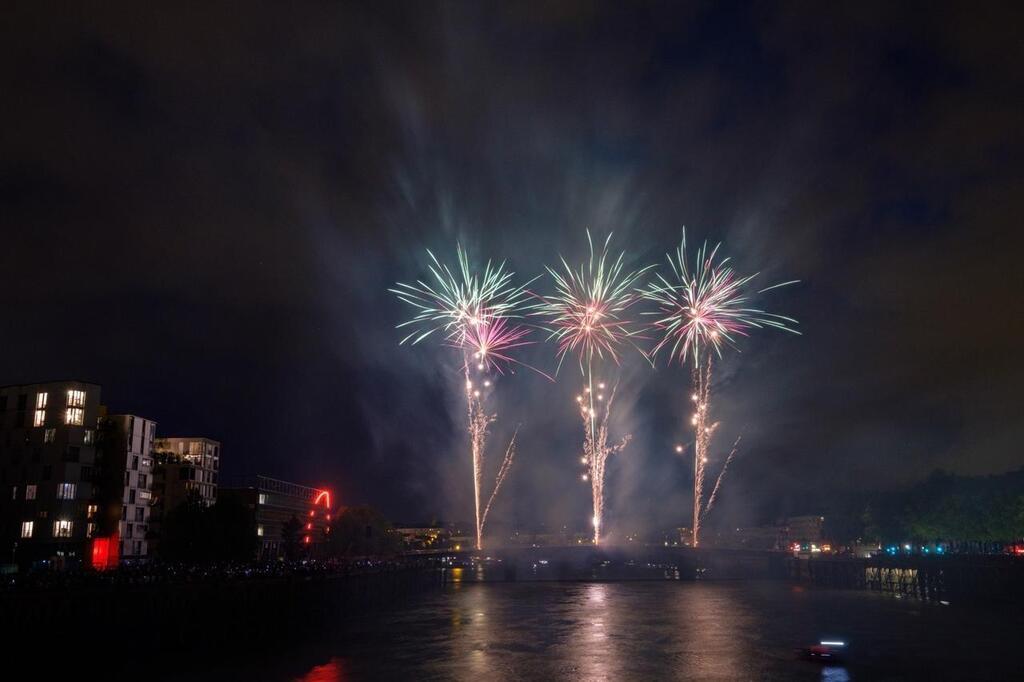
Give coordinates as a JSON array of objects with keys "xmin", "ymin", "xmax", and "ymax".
[
  {"xmin": 536, "ymin": 231, "xmax": 653, "ymax": 373},
  {"xmin": 642, "ymin": 230, "xmax": 799, "ymax": 366},
  {"xmin": 455, "ymin": 316, "xmax": 537, "ymax": 375}
]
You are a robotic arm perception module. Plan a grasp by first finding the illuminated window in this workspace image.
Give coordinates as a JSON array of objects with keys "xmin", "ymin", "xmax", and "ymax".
[
  {"xmin": 87, "ymin": 504, "xmax": 98, "ymax": 518},
  {"xmin": 21, "ymin": 521, "xmax": 34, "ymax": 538},
  {"xmin": 66, "ymin": 390, "xmax": 85, "ymax": 407},
  {"xmin": 36, "ymin": 392, "xmax": 48, "ymax": 409},
  {"xmin": 53, "ymin": 519, "xmax": 73, "ymax": 538},
  {"xmin": 65, "ymin": 408, "xmax": 84, "ymax": 426},
  {"xmin": 86, "ymin": 522, "xmax": 96, "ymax": 538},
  {"xmin": 258, "ymin": 493, "xmax": 268, "ymax": 505},
  {"xmin": 44, "ymin": 428, "xmax": 56, "ymax": 443},
  {"xmin": 84, "ymin": 429, "xmax": 94, "ymax": 445},
  {"xmin": 33, "ymin": 409, "xmax": 46, "ymax": 427},
  {"xmin": 25, "ymin": 485, "xmax": 37, "ymax": 500},
  {"xmin": 56, "ymin": 482, "xmax": 76, "ymax": 500},
  {"xmin": 257, "ymin": 525, "xmax": 264, "ymax": 537}
]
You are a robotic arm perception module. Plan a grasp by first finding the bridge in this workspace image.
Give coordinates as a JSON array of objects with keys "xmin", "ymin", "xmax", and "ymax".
[
  {"xmin": 407, "ymin": 544, "xmax": 789, "ymax": 581},
  {"xmin": 407, "ymin": 544, "xmax": 1024, "ymax": 605}
]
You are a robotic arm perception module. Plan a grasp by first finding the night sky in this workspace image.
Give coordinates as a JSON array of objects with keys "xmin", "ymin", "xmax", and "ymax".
[{"xmin": 3, "ymin": 3, "xmax": 1022, "ymax": 531}]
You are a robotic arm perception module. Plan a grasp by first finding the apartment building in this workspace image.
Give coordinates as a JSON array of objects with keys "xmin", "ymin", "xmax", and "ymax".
[{"xmin": 0, "ymin": 381, "xmax": 102, "ymax": 569}]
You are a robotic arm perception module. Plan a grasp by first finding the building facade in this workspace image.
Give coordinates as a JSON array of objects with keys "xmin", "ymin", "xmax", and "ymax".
[
  {"xmin": 152, "ymin": 437, "xmax": 219, "ymax": 508},
  {"xmin": 0, "ymin": 381, "xmax": 102, "ymax": 569},
  {"xmin": 149, "ymin": 437, "xmax": 221, "ymax": 557},
  {"xmin": 219, "ymin": 476, "xmax": 332, "ymax": 560},
  {"xmin": 784, "ymin": 515, "xmax": 826, "ymax": 550},
  {"xmin": 101, "ymin": 414, "xmax": 157, "ymax": 561}
]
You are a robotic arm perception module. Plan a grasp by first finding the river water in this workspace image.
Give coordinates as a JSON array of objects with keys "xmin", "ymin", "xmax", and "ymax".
[{"xmin": 198, "ymin": 580, "xmax": 1022, "ymax": 680}]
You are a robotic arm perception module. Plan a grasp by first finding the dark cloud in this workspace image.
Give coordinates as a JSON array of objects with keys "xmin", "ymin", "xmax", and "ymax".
[{"xmin": 2, "ymin": 2, "xmax": 1022, "ymax": 529}]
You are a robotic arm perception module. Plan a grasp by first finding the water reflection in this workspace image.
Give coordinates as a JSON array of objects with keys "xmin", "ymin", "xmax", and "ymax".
[
  {"xmin": 279, "ymin": 581, "xmax": 1022, "ymax": 680},
  {"xmin": 295, "ymin": 658, "xmax": 346, "ymax": 682},
  {"xmin": 450, "ymin": 579, "xmax": 502, "ymax": 680},
  {"xmin": 821, "ymin": 666, "xmax": 851, "ymax": 682},
  {"xmin": 567, "ymin": 583, "xmax": 626, "ymax": 679},
  {"xmin": 671, "ymin": 578, "xmax": 751, "ymax": 679}
]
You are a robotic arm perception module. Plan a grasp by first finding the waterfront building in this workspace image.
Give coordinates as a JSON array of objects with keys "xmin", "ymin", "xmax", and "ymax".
[
  {"xmin": 219, "ymin": 475, "xmax": 333, "ymax": 559},
  {"xmin": 783, "ymin": 515, "xmax": 826, "ymax": 552},
  {"xmin": 99, "ymin": 414, "xmax": 157, "ymax": 561},
  {"xmin": 395, "ymin": 526, "xmax": 447, "ymax": 551},
  {"xmin": 0, "ymin": 381, "xmax": 102, "ymax": 569},
  {"xmin": 149, "ymin": 436, "xmax": 221, "ymax": 557},
  {"xmin": 152, "ymin": 437, "xmax": 220, "ymax": 507}
]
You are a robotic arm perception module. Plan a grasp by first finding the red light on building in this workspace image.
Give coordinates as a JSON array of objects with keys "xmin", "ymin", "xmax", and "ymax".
[
  {"xmin": 304, "ymin": 535, "xmax": 311, "ymax": 544},
  {"xmin": 306, "ymin": 523, "xmax": 312, "ymax": 530},
  {"xmin": 91, "ymin": 534, "xmax": 120, "ymax": 571},
  {"xmin": 309, "ymin": 510, "xmax": 315, "ymax": 517},
  {"xmin": 315, "ymin": 490, "xmax": 331, "ymax": 508}
]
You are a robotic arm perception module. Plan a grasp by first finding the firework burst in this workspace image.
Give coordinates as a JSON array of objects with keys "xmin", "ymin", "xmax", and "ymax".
[
  {"xmin": 537, "ymin": 231, "xmax": 652, "ymax": 545},
  {"xmin": 391, "ymin": 245, "xmax": 535, "ymax": 372},
  {"xmin": 392, "ymin": 245, "xmax": 534, "ymax": 550},
  {"xmin": 643, "ymin": 229, "xmax": 798, "ymax": 546},
  {"xmin": 643, "ymin": 232, "xmax": 798, "ymax": 366}
]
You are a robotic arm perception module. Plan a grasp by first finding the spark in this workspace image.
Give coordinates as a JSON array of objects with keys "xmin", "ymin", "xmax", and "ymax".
[
  {"xmin": 642, "ymin": 229, "xmax": 798, "ymax": 547},
  {"xmin": 578, "ymin": 383, "xmax": 631, "ymax": 545}
]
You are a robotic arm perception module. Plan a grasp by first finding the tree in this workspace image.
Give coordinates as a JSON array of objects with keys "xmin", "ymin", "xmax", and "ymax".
[
  {"xmin": 159, "ymin": 491, "xmax": 208, "ymax": 561},
  {"xmin": 281, "ymin": 514, "xmax": 303, "ymax": 560},
  {"xmin": 208, "ymin": 495, "xmax": 259, "ymax": 561},
  {"xmin": 159, "ymin": 492, "xmax": 259, "ymax": 562},
  {"xmin": 325, "ymin": 506, "xmax": 402, "ymax": 557}
]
